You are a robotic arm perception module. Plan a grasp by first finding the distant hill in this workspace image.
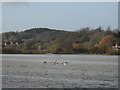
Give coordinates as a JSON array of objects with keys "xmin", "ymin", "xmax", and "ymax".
[{"xmin": 1, "ymin": 27, "xmax": 120, "ymax": 55}]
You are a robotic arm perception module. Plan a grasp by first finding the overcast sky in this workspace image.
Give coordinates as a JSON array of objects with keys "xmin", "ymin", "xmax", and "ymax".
[{"xmin": 2, "ymin": 2, "xmax": 118, "ymax": 32}]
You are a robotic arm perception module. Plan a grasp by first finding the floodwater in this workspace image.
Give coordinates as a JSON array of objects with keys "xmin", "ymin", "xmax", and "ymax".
[{"xmin": 2, "ymin": 54, "xmax": 118, "ymax": 88}]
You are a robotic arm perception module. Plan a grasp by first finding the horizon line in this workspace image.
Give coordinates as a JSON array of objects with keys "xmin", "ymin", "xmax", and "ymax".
[{"xmin": 1, "ymin": 26, "xmax": 119, "ymax": 33}]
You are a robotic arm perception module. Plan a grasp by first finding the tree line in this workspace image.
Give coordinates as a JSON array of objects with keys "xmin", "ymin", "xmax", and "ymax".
[{"xmin": 1, "ymin": 27, "xmax": 120, "ymax": 55}]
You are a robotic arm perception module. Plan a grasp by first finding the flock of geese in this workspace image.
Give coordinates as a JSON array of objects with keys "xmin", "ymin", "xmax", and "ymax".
[{"xmin": 43, "ymin": 60, "xmax": 68, "ymax": 65}]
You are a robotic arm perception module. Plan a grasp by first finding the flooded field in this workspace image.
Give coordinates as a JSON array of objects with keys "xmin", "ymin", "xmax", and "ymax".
[{"xmin": 2, "ymin": 54, "xmax": 118, "ymax": 88}]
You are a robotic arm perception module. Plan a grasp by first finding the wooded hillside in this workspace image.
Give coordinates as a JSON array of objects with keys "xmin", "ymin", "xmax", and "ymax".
[{"xmin": 1, "ymin": 27, "xmax": 120, "ymax": 55}]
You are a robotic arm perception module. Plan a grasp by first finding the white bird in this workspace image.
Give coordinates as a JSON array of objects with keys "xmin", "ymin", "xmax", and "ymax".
[{"xmin": 62, "ymin": 61, "xmax": 68, "ymax": 65}]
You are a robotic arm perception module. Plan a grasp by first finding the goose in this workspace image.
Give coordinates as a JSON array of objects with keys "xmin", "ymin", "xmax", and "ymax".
[
  {"xmin": 62, "ymin": 61, "xmax": 68, "ymax": 65},
  {"xmin": 43, "ymin": 61, "xmax": 47, "ymax": 64},
  {"xmin": 53, "ymin": 60, "xmax": 58, "ymax": 65}
]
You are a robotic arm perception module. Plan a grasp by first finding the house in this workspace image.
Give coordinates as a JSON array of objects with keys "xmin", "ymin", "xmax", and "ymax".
[
  {"xmin": 112, "ymin": 44, "xmax": 120, "ymax": 50},
  {"xmin": 3, "ymin": 41, "xmax": 19, "ymax": 46}
]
